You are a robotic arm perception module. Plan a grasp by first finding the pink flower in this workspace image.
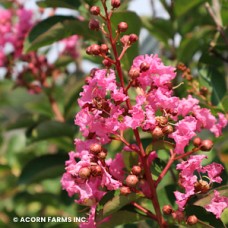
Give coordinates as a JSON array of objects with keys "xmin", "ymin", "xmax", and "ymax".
[
  {"xmin": 177, "ymin": 95, "xmax": 199, "ymax": 116},
  {"xmin": 205, "ymin": 190, "xmax": 228, "ymax": 219},
  {"xmin": 107, "ymin": 153, "xmax": 125, "ymax": 182},
  {"xmin": 169, "ymin": 116, "xmax": 197, "ymax": 154},
  {"xmin": 200, "ymin": 163, "xmax": 224, "ymax": 184},
  {"xmin": 80, "ymin": 205, "xmax": 96, "ymax": 228},
  {"xmin": 210, "ymin": 113, "xmax": 228, "ymax": 137},
  {"xmin": 132, "ymin": 54, "xmax": 176, "ymax": 90}
]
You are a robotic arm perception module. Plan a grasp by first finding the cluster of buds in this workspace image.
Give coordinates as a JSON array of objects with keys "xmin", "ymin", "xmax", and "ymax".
[
  {"xmin": 163, "ymin": 205, "xmax": 198, "ymax": 226},
  {"xmin": 193, "ymin": 137, "xmax": 213, "ymax": 151}
]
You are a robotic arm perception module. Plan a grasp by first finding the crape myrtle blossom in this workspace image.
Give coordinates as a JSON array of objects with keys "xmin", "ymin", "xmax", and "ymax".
[
  {"xmin": 62, "ymin": 54, "xmax": 227, "ymax": 225},
  {"xmin": 174, "ymin": 155, "xmax": 228, "ymax": 218}
]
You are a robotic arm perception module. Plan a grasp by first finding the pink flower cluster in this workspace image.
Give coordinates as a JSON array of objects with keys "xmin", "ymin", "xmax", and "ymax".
[
  {"xmin": 62, "ymin": 54, "xmax": 227, "ymax": 225},
  {"xmin": 0, "ymin": 7, "xmax": 34, "ymax": 66},
  {"xmin": 174, "ymin": 155, "xmax": 227, "ymax": 217}
]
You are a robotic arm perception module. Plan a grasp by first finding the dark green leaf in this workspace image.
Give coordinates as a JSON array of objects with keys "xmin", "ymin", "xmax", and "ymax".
[
  {"xmin": 174, "ymin": 0, "xmax": 207, "ymax": 18},
  {"xmin": 28, "ymin": 120, "xmax": 76, "ymax": 142},
  {"xmin": 98, "ymin": 209, "xmax": 148, "ymax": 228},
  {"xmin": 18, "ymin": 153, "xmax": 68, "ymax": 184},
  {"xmin": 142, "ymin": 17, "xmax": 174, "ymax": 46},
  {"xmin": 150, "ymin": 158, "xmax": 166, "ymax": 179},
  {"xmin": 145, "ymin": 140, "xmax": 174, "ymax": 154},
  {"xmin": 96, "ymin": 190, "xmax": 144, "ymax": 221},
  {"xmin": 24, "ymin": 16, "xmax": 102, "ymax": 52},
  {"xmin": 37, "ymin": 0, "xmax": 80, "ymax": 9},
  {"xmin": 219, "ymin": 92, "xmax": 228, "ymax": 113}
]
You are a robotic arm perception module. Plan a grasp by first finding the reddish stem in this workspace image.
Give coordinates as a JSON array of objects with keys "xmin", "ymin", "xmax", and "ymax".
[
  {"xmin": 48, "ymin": 95, "xmax": 65, "ymax": 122},
  {"xmin": 101, "ymin": 2, "xmax": 164, "ymax": 227}
]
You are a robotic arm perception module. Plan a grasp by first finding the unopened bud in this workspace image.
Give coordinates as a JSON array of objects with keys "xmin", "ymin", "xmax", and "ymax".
[
  {"xmin": 86, "ymin": 46, "xmax": 92, "ymax": 55},
  {"xmin": 162, "ymin": 205, "xmax": 173, "ymax": 215},
  {"xmin": 129, "ymin": 34, "xmax": 138, "ymax": 43},
  {"xmin": 79, "ymin": 167, "xmax": 91, "ymax": 179},
  {"xmin": 186, "ymin": 215, "xmax": 198, "ymax": 225},
  {"xmin": 111, "ymin": 0, "xmax": 121, "ymax": 8},
  {"xmin": 201, "ymin": 139, "xmax": 213, "ymax": 151},
  {"xmin": 90, "ymin": 143, "xmax": 102, "ymax": 154},
  {"xmin": 90, "ymin": 6, "xmax": 100, "ymax": 15},
  {"xmin": 90, "ymin": 44, "xmax": 101, "ymax": 55},
  {"xmin": 89, "ymin": 19, "xmax": 100, "ymax": 31},
  {"xmin": 100, "ymin": 44, "xmax": 109, "ymax": 54},
  {"xmin": 102, "ymin": 59, "xmax": 112, "ymax": 67},
  {"xmin": 156, "ymin": 116, "xmax": 168, "ymax": 126},
  {"xmin": 128, "ymin": 67, "xmax": 140, "ymax": 79},
  {"xmin": 118, "ymin": 22, "xmax": 128, "ymax": 32},
  {"xmin": 140, "ymin": 62, "xmax": 150, "ymax": 72},
  {"xmin": 98, "ymin": 150, "xmax": 107, "ymax": 160},
  {"xmin": 194, "ymin": 180, "xmax": 210, "ymax": 193},
  {"xmin": 120, "ymin": 35, "xmax": 130, "ymax": 45},
  {"xmin": 126, "ymin": 175, "xmax": 139, "ymax": 187},
  {"xmin": 162, "ymin": 125, "xmax": 173, "ymax": 134},
  {"xmin": 131, "ymin": 166, "xmax": 142, "ymax": 175},
  {"xmin": 200, "ymin": 86, "xmax": 208, "ymax": 96},
  {"xmin": 152, "ymin": 126, "xmax": 164, "ymax": 139},
  {"xmin": 120, "ymin": 186, "xmax": 131, "ymax": 195},
  {"xmin": 193, "ymin": 137, "xmax": 202, "ymax": 147},
  {"xmin": 91, "ymin": 165, "xmax": 102, "ymax": 176}
]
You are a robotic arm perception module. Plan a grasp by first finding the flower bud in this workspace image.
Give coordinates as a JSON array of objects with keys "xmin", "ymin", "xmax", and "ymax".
[
  {"xmin": 79, "ymin": 167, "xmax": 91, "ymax": 179},
  {"xmin": 89, "ymin": 19, "xmax": 100, "ymax": 31},
  {"xmin": 98, "ymin": 150, "xmax": 107, "ymax": 160},
  {"xmin": 162, "ymin": 125, "xmax": 173, "ymax": 134},
  {"xmin": 120, "ymin": 186, "xmax": 131, "ymax": 195},
  {"xmin": 162, "ymin": 205, "xmax": 173, "ymax": 215},
  {"xmin": 200, "ymin": 139, "xmax": 213, "ymax": 151},
  {"xmin": 193, "ymin": 137, "xmax": 202, "ymax": 147},
  {"xmin": 86, "ymin": 46, "xmax": 92, "ymax": 55},
  {"xmin": 100, "ymin": 44, "xmax": 109, "ymax": 54},
  {"xmin": 102, "ymin": 59, "xmax": 112, "ymax": 67},
  {"xmin": 91, "ymin": 165, "xmax": 102, "ymax": 176},
  {"xmin": 111, "ymin": 0, "xmax": 121, "ymax": 8},
  {"xmin": 90, "ymin": 44, "xmax": 101, "ymax": 55},
  {"xmin": 152, "ymin": 126, "xmax": 164, "ymax": 139},
  {"xmin": 126, "ymin": 175, "xmax": 139, "ymax": 187},
  {"xmin": 90, "ymin": 6, "xmax": 100, "ymax": 15},
  {"xmin": 90, "ymin": 143, "xmax": 102, "ymax": 154},
  {"xmin": 156, "ymin": 116, "xmax": 168, "ymax": 126},
  {"xmin": 194, "ymin": 180, "xmax": 210, "ymax": 193},
  {"xmin": 186, "ymin": 215, "xmax": 198, "ymax": 225},
  {"xmin": 129, "ymin": 34, "xmax": 138, "ymax": 43},
  {"xmin": 128, "ymin": 67, "xmax": 140, "ymax": 79},
  {"xmin": 118, "ymin": 22, "xmax": 128, "ymax": 32},
  {"xmin": 200, "ymin": 86, "xmax": 208, "ymax": 96},
  {"xmin": 131, "ymin": 165, "xmax": 142, "ymax": 175},
  {"xmin": 120, "ymin": 35, "xmax": 130, "ymax": 45},
  {"xmin": 140, "ymin": 62, "xmax": 150, "ymax": 72}
]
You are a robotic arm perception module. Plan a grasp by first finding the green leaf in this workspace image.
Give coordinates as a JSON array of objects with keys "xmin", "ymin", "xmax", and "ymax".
[
  {"xmin": 111, "ymin": 11, "xmax": 141, "ymax": 70},
  {"xmin": 28, "ymin": 120, "xmax": 76, "ymax": 142},
  {"xmin": 98, "ymin": 209, "xmax": 148, "ymax": 228},
  {"xmin": 142, "ymin": 17, "xmax": 174, "ymax": 46},
  {"xmin": 145, "ymin": 140, "xmax": 174, "ymax": 154},
  {"xmin": 6, "ymin": 113, "xmax": 48, "ymax": 130},
  {"xmin": 174, "ymin": 0, "xmax": 207, "ymax": 18},
  {"xmin": 24, "ymin": 16, "xmax": 102, "ymax": 52},
  {"xmin": 18, "ymin": 153, "xmax": 68, "ymax": 184},
  {"xmin": 96, "ymin": 190, "xmax": 144, "ymax": 221},
  {"xmin": 208, "ymin": 67, "xmax": 227, "ymax": 106},
  {"xmin": 150, "ymin": 158, "xmax": 166, "ymax": 180},
  {"xmin": 37, "ymin": 0, "xmax": 80, "ymax": 9},
  {"xmin": 219, "ymin": 92, "xmax": 228, "ymax": 112}
]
